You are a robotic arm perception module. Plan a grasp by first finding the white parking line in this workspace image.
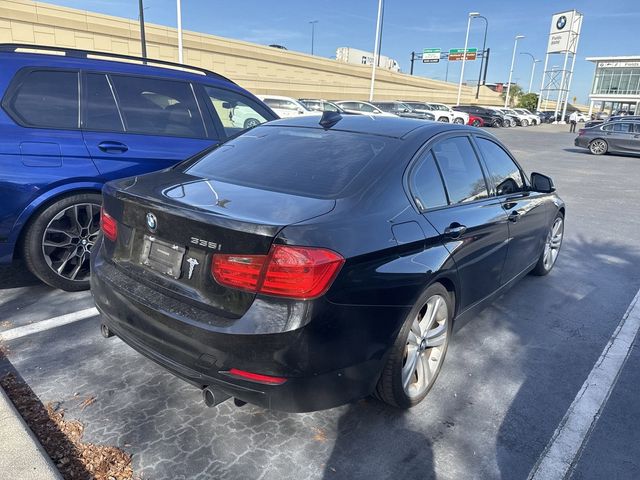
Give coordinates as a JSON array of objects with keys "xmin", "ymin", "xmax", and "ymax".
[
  {"xmin": 0, "ymin": 307, "xmax": 99, "ymax": 342},
  {"xmin": 528, "ymin": 288, "xmax": 640, "ymax": 480}
]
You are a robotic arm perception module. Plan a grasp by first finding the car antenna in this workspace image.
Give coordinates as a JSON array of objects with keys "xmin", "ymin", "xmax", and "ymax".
[{"xmin": 319, "ymin": 111, "xmax": 342, "ymax": 129}]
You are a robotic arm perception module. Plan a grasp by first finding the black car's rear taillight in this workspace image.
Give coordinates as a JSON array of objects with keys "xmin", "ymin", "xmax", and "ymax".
[
  {"xmin": 100, "ymin": 207, "xmax": 117, "ymax": 242},
  {"xmin": 211, "ymin": 245, "xmax": 344, "ymax": 300}
]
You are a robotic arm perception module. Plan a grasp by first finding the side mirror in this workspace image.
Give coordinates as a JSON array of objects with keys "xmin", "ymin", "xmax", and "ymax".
[
  {"xmin": 222, "ymin": 102, "xmax": 232, "ymax": 109},
  {"xmin": 530, "ymin": 172, "xmax": 555, "ymax": 193}
]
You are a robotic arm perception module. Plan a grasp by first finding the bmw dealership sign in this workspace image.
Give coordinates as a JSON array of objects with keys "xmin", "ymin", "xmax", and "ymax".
[{"xmin": 547, "ymin": 10, "xmax": 582, "ymax": 54}]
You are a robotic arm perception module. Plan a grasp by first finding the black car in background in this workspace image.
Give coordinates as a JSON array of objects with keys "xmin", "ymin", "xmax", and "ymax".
[
  {"xmin": 92, "ymin": 114, "xmax": 564, "ymax": 412},
  {"xmin": 453, "ymin": 105, "xmax": 503, "ymax": 127},
  {"xmin": 373, "ymin": 101, "xmax": 435, "ymax": 120}
]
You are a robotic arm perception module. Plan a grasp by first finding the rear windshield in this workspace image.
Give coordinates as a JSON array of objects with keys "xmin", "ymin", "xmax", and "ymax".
[{"xmin": 185, "ymin": 126, "xmax": 395, "ymax": 199}]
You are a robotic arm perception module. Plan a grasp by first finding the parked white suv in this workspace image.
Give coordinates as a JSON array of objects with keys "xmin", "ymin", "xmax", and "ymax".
[
  {"xmin": 513, "ymin": 108, "xmax": 541, "ymax": 125},
  {"xmin": 405, "ymin": 102, "xmax": 468, "ymax": 124},
  {"xmin": 257, "ymin": 95, "xmax": 320, "ymax": 118}
]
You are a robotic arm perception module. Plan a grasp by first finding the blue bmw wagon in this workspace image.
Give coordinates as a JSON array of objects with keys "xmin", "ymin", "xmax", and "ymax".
[{"xmin": 0, "ymin": 44, "xmax": 276, "ymax": 290}]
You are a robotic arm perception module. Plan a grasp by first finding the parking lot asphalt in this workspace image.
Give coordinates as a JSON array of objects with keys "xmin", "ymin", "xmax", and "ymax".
[{"xmin": 1, "ymin": 123, "xmax": 639, "ymax": 480}]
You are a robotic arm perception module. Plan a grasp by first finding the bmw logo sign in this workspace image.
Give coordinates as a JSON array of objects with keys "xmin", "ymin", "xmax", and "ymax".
[
  {"xmin": 556, "ymin": 15, "xmax": 567, "ymax": 30},
  {"xmin": 146, "ymin": 212, "xmax": 158, "ymax": 232}
]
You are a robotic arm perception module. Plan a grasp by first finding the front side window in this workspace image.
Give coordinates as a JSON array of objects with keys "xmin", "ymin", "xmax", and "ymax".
[
  {"xmin": 411, "ymin": 151, "xmax": 448, "ymax": 210},
  {"xmin": 204, "ymin": 86, "xmax": 269, "ymax": 137},
  {"xmin": 476, "ymin": 138, "xmax": 524, "ymax": 196},
  {"xmin": 357, "ymin": 102, "xmax": 376, "ymax": 113},
  {"xmin": 84, "ymin": 73, "xmax": 124, "ymax": 132},
  {"xmin": 432, "ymin": 136, "xmax": 488, "ymax": 204},
  {"xmin": 110, "ymin": 75, "xmax": 205, "ymax": 137},
  {"xmin": 7, "ymin": 70, "xmax": 79, "ymax": 129}
]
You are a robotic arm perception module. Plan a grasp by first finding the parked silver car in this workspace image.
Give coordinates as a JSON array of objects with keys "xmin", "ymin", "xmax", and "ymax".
[{"xmin": 574, "ymin": 120, "xmax": 640, "ymax": 155}]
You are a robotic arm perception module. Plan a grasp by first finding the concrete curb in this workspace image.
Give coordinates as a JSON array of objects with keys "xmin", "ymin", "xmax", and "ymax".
[{"xmin": 0, "ymin": 384, "xmax": 63, "ymax": 480}]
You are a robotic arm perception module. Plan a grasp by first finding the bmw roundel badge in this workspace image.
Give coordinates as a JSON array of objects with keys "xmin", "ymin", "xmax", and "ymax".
[
  {"xmin": 556, "ymin": 15, "xmax": 567, "ymax": 30},
  {"xmin": 146, "ymin": 212, "xmax": 157, "ymax": 232}
]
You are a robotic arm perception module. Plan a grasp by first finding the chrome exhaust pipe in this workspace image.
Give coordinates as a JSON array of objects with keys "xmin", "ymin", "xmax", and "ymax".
[{"xmin": 202, "ymin": 386, "xmax": 230, "ymax": 408}]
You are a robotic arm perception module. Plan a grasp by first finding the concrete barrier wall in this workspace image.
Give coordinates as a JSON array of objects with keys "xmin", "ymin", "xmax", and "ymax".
[{"xmin": 0, "ymin": 0, "xmax": 504, "ymax": 105}]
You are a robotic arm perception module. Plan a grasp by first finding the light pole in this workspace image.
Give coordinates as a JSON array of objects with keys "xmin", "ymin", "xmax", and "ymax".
[
  {"xmin": 520, "ymin": 52, "xmax": 539, "ymax": 93},
  {"xmin": 309, "ymin": 20, "xmax": 318, "ymax": 55},
  {"xmin": 456, "ymin": 12, "xmax": 479, "ymax": 106},
  {"xmin": 504, "ymin": 34, "xmax": 525, "ymax": 107},
  {"xmin": 138, "ymin": 0, "xmax": 147, "ymax": 59},
  {"xmin": 176, "ymin": 0, "xmax": 183, "ymax": 63},
  {"xmin": 369, "ymin": 0, "xmax": 384, "ymax": 102},
  {"xmin": 474, "ymin": 15, "xmax": 488, "ymax": 100}
]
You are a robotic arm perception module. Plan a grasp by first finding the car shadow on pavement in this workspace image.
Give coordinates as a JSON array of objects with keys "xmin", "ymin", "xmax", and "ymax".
[
  {"xmin": 0, "ymin": 260, "xmax": 42, "ymax": 289},
  {"xmin": 496, "ymin": 235, "xmax": 640, "ymax": 479},
  {"xmin": 322, "ymin": 400, "xmax": 435, "ymax": 480}
]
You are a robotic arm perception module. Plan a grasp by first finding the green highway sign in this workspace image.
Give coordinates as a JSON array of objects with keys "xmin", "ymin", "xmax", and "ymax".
[
  {"xmin": 422, "ymin": 48, "xmax": 441, "ymax": 63},
  {"xmin": 448, "ymin": 48, "xmax": 478, "ymax": 61}
]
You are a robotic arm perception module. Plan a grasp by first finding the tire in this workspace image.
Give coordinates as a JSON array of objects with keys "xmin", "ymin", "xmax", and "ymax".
[
  {"xmin": 453, "ymin": 118, "xmax": 465, "ymax": 125},
  {"xmin": 521, "ymin": 119, "xmax": 529, "ymax": 127},
  {"xmin": 243, "ymin": 118, "xmax": 260, "ymax": 129},
  {"xmin": 472, "ymin": 119, "xmax": 482, "ymax": 127},
  {"xmin": 437, "ymin": 117, "xmax": 449, "ymax": 123},
  {"xmin": 589, "ymin": 139, "xmax": 608, "ymax": 155},
  {"xmin": 531, "ymin": 212, "xmax": 564, "ymax": 276},
  {"xmin": 22, "ymin": 192, "xmax": 102, "ymax": 291},
  {"xmin": 493, "ymin": 119, "xmax": 502, "ymax": 128},
  {"xmin": 504, "ymin": 119, "xmax": 511, "ymax": 127},
  {"xmin": 375, "ymin": 283, "xmax": 453, "ymax": 408}
]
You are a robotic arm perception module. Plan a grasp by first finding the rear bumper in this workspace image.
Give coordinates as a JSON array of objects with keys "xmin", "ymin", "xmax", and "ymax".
[
  {"xmin": 90, "ymin": 240, "xmax": 406, "ymax": 412},
  {"xmin": 575, "ymin": 136, "xmax": 589, "ymax": 148}
]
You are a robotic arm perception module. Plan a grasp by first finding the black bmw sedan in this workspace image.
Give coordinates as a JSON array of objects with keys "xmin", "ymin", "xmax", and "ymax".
[{"xmin": 92, "ymin": 114, "xmax": 565, "ymax": 412}]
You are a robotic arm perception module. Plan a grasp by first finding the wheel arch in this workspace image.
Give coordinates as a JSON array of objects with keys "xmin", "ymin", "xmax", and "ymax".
[{"xmin": 12, "ymin": 182, "xmax": 104, "ymax": 259}]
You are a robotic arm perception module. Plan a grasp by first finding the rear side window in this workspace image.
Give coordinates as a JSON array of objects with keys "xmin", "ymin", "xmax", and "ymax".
[
  {"xmin": 204, "ymin": 86, "xmax": 270, "ymax": 137},
  {"xmin": 6, "ymin": 70, "xmax": 79, "ymax": 129},
  {"xmin": 476, "ymin": 138, "xmax": 524, "ymax": 195},
  {"xmin": 411, "ymin": 151, "xmax": 448, "ymax": 210},
  {"xmin": 110, "ymin": 75, "xmax": 205, "ymax": 137},
  {"xmin": 186, "ymin": 126, "xmax": 393, "ymax": 199},
  {"xmin": 84, "ymin": 73, "xmax": 124, "ymax": 132},
  {"xmin": 431, "ymin": 136, "xmax": 488, "ymax": 204},
  {"xmin": 613, "ymin": 122, "xmax": 633, "ymax": 133}
]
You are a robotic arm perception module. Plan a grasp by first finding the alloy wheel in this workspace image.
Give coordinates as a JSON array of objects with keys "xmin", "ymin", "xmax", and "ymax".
[
  {"xmin": 42, "ymin": 202, "xmax": 101, "ymax": 282},
  {"xmin": 543, "ymin": 217, "xmax": 564, "ymax": 271},
  {"xmin": 453, "ymin": 118, "xmax": 464, "ymax": 125},
  {"xmin": 402, "ymin": 294, "xmax": 449, "ymax": 398},
  {"xmin": 589, "ymin": 139, "xmax": 607, "ymax": 155}
]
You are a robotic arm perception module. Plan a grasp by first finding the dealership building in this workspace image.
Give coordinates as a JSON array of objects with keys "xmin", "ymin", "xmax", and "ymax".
[{"xmin": 586, "ymin": 56, "xmax": 640, "ymax": 115}]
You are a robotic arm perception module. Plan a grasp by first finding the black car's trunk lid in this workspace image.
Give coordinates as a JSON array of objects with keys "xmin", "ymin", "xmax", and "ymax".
[{"xmin": 101, "ymin": 171, "xmax": 335, "ymax": 318}]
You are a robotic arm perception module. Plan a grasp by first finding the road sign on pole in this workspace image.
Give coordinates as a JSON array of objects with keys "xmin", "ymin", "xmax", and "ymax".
[
  {"xmin": 449, "ymin": 48, "xmax": 477, "ymax": 61},
  {"xmin": 422, "ymin": 48, "xmax": 440, "ymax": 63}
]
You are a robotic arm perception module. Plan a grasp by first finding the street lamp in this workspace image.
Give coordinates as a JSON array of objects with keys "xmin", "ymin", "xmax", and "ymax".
[
  {"xmin": 456, "ymin": 12, "xmax": 480, "ymax": 106},
  {"xmin": 474, "ymin": 15, "xmax": 489, "ymax": 100},
  {"xmin": 504, "ymin": 34, "xmax": 525, "ymax": 108},
  {"xmin": 176, "ymin": 0, "xmax": 183, "ymax": 63},
  {"xmin": 309, "ymin": 20, "xmax": 318, "ymax": 55},
  {"xmin": 369, "ymin": 0, "xmax": 384, "ymax": 101},
  {"xmin": 520, "ymin": 52, "xmax": 540, "ymax": 93}
]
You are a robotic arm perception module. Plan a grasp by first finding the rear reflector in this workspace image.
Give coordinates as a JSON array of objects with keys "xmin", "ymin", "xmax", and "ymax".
[
  {"xmin": 100, "ymin": 207, "xmax": 117, "ymax": 242},
  {"xmin": 226, "ymin": 368, "xmax": 287, "ymax": 385},
  {"xmin": 211, "ymin": 245, "xmax": 344, "ymax": 299}
]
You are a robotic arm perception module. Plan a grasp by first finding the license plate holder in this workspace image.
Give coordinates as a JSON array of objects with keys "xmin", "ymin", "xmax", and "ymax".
[{"xmin": 140, "ymin": 235, "xmax": 185, "ymax": 279}]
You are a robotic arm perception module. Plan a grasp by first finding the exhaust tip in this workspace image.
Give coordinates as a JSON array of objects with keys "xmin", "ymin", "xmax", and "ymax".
[{"xmin": 202, "ymin": 386, "xmax": 230, "ymax": 408}]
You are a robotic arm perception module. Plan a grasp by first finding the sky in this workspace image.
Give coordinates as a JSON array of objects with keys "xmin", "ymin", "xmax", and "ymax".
[{"xmin": 45, "ymin": 0, "xmax": 640, "ymax": 104}]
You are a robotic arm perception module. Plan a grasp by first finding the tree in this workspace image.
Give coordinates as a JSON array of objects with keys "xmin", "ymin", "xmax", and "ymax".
[
  {"xmin": 517, "ymin": 93, "xmax": 539, "ymax": 111},
  {"xmin": 501, "ymin": 84, "xmax": 524, "ymax": 107}
]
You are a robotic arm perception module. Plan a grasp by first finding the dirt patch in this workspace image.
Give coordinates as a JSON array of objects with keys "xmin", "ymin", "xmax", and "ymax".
[{"xmin": 0, "ymin": 372, "xmax": 133, "ymax": 480}]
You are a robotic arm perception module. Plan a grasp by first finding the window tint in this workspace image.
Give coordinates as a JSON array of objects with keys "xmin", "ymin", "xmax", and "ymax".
[
  {"xmin": 204, "ymin": 86, "xmax": 269, "ymax": 137},
  {"xmin": 613, "ymin": 122, "xmax": 633, "ymax": 133},
  {"xmin": 432, "ymin": 136, "xmax": 488, "ymax": 204},
  {"xmin": 357, "ymin": 102, "xmax": 375, "ymax": 113},
  {"xmin": 279, "ymin": 100, "xmax": 300, "ymax": 111},
  {"xmin": 262, "ymin": 98, "xmax": 281, "ymax": 109},
  {"xmin": 186, "ymin": 126, "xmax": 392, "ymax": 199},
  {"xmin": 9, "ymin": 70, "xmax": 78, "ymax": 129},
  {"xmin": 412, "ymin": 151, "xmax": 448, "ymax": 210},
  {"xmin": 601, "ymin": 124, "xmax": 613, "ymax": 131},
  {"xmin": 635, "ymin": 123, "xmax": 640, "ymax": 133},
  {"xmin": 85, "ymin": 73, "xmax": 123, "ymax": 132},
  {"xmin": 110, "ymin": 75, "xmax": 205, "ymax": 137},
  {"xmin": 476, "ymin": 138, "xmax": 524, "ymax": 195}
]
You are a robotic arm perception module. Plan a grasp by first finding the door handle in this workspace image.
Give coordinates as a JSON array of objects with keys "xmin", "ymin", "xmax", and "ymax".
[
  {"xmin": 444, "ymin": 223, "xmax": 467, "ymax": 238},
  {"xmin": 508, "ymin": 211, "xmax": 520, "ymax": 222},
  {"xmin": 98, "ymin": 141, "xmax": 128, "ymax": 154}
]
